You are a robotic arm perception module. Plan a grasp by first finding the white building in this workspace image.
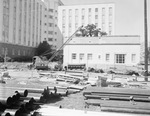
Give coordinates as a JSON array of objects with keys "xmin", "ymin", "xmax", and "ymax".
[
  {"xmin": 58, "ymin": 4, "xmax": 115, "ymax": 42},
  {"xmin": 63, "ymin": 36, "xmax": 141, "ymax": 69},
  {"xmin": 0, "ymin": 0, "xmax": 63, "ymax": 59}
]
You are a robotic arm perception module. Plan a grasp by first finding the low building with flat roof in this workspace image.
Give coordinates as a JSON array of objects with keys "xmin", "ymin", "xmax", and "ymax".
[{"xmin": 63, "ymin": 35, "xmax": 140, "ymax": 69}]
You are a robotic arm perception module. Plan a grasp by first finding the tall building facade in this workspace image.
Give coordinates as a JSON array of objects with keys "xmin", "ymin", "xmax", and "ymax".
[
  {"xmin": 43, "ymin": 0, "xmax": 63, "ymax": 49},
  {"xmin": 58, "ymin": 4, "xmax": 115, "ymax": 41},
  {"xmin": 0, "ymin": 0, "xmax": 63, "ymax": 60}
]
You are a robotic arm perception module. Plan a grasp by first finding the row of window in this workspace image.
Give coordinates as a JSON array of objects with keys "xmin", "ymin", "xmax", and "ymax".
[
  {"xmin": 1, "ymin": 47, "xmax": 31, "ymax": 56},
  {"xmin": 62, "ymin": 7, "xmax": 113, "ymax": 35},
  {"xmin": 71, "ymin": 53, "xmax": 136, "ymax": 64},
  {"xmin": 62, "ymin": 7, "xmax": 112, "ymax": 16},
  {"xmin": 48, "ymin": 38, "xmax": 57, "ymax": 41},
  {"xmin": 2, "ymin": 0, "xmax": 10, "ymax": 42},
  {"xmin": 12, "ymin": 0, "xmax": 44, "ymax": 46}
]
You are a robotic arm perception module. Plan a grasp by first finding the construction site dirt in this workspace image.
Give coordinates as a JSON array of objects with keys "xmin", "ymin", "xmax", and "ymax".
[{"xmin": 1, "ymin": 63, "xmax": 150, "ymax": 116}]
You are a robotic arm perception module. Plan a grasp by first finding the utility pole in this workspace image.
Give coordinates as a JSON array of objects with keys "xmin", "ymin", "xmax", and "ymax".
[{"xmin": 144, "ymin": 0, "xmax": 148, "ymax": 81}]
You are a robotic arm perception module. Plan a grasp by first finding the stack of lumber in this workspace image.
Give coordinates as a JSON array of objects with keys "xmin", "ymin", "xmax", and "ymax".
[{"xmin": 83, "ymin": 87, "xmax": 150, "ymax": 114}]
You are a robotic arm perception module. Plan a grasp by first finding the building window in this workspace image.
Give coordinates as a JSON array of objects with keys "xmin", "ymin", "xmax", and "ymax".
[
  {"xmin": 3, "ymin": 0, "xmax": 10, "ymax": 42},
  {"xmin": 109, "ymin": 7, "xmax": 112, "ymax": 15},
  {"xmin": 48, "ymin": 38, "xmax": 53, "ymax": 41},
  {"xmin": 109, "ymin": 23, "xmax": 112, "ymax": 35},
  {"xmin": 49, "ymin": 9, "xmax": 53, "ymax": 12},
  {"xmin": 75, "ymin": 16, "xmax": 78, "ymax": 23},
  {"xmin": 88, "ymin": 15, "xmax": 91, "ymax": 24},
  {"xmin": 23, "ymin": 50, "xmax": 26, "ymax": 56},
  {"xmin": 95, "ymin": 8, "xmax": 98, "ymax": 12},
  {"xmin": 2, "ymin": 48, "xmax": 4, "ymax": 54},
  {"xmin": 106, "ymin": 54, "xmax": 110, "ymax": 61},
  {"xmin": 79, "ymin": 53, "xmax": 84, "ymax": 60},
  {"xmin": 95, "ymin": 15, "xmax": 98, "ymax": 19},
  {"xmin": 49, "ymin": 23, "xmax": 53, "ymax": 27},
  {"xmin": 82, "ymin": 8, "xmax": 85, "ymax": 15},
  {"xmin": 62, "ymin": 9, "xmax": 65, "ymax": 16},
  {"xmin": 115, "ymin": 54, "xmax": 125, "ymax": 64},
  {"xmin": 132, "ymin": 54, "xmax": 136, "ymax": 63},
  {"xmin": 4, "ymin": 48, "xmax": 8, "ymax": 55},
  {"xmin": 48, "ymin": 31, "xmax": 53, "ymax": 34},
  {"xmin": 87, "ymin": 54, "xmax": 92, "ymax": 60},
  {"xmin": 82, "ymin": 16, "xmax": 84, "ymax": 20},
  {"xmin": 69, "ymin": 9, "xmax": 72, "ymax": 16},
  {"xmin": 62, "ymin": 16, "xmax": 65, "ymax": 24},
  {"xmin": 89, "ymin": 8, "xmax": 91, "ymax": 12},
  {"xmin": 95, "ymin": 23, "xmax": 98, "ymax": 27},
  {"xmin": 75, "ymin": 23, "xmax": 78, "ymax": 30},
  {"xmin": 18, "ymin": 50, "xmax": 20, "ymax": 55},
  {"xmin": 72, "ymin": 53, "xmax": 76, "ymax": 60},
  {"xmin": 69, "ymin": 16, "xmax": 72, "ymax": 23},
  {"xmin": 12, "ymin": 49, "xmax": 15, "ymax": 55},
  {"xmin": 102, "ymin": 8, "xmax": 105, "ymax": 15},
  {"xmin": 98, "ymin": 55, "xmax": 101, "ymax": 60},
  {"xmin": 49, "ymin": 15, "xmax": 53, "ymax": 19},
  {"xmin": 75, "ymin": 9, "xmax": 78, "ymax": 15}
]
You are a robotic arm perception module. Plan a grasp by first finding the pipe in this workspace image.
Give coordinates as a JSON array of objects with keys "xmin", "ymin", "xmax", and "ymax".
[
  {"xmin": 26, "ymin": 88, "xmax": 44, "ymax": 94},
  {"xmin": 84, "ymin": 87, "xmax": 150, "ymax": 96},
  {"xmin": 101, "ymin": 107, "xmax": 150, "ymax": 114},
  {"xmin": 0, "ymin": 97, "xmax": 13, "ymax": 106},
  {"xmin": 84, "ymin": 94, "xmax": 150, "ymax": 102},
  {"xmin": 1, "ymin": 109, "xmax": 17, "ymax": 116},
  {"xmin": 19, "ymin": 96, "xmax": 41, "ymax": 102},
  {"xmin": 15, "ymin": 90, "xmax": 28, "ymax": 97},
  {"xmin": 0, "ymin": 102, "xmax": 7, "ymax": 112}
]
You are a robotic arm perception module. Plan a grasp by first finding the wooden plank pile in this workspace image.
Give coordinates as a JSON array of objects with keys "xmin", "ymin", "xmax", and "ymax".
[{"xmin": 83, "ymin": 87, "xmax": 150, "ymax": 114}]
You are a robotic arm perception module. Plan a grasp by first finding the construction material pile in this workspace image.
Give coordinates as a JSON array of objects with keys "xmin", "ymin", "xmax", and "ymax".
[
  {"xmin": 83, "ymin": 87, "xmax": 150, "ymax": 114},
  {"xmin": 0, "ymin": 84, "xmax": 86, "ymax": 116}
]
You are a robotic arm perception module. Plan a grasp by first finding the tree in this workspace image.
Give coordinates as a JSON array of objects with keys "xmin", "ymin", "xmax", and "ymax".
[
  {"xmin": 35, "ymin": 41, "xmax": 53, "ymax": 59},
  {"xmin": 76, "ymin": 24, "xmax": 107, "ymax": 37},
  {"xmin": 85, "ymin": 24, "xmax": 96, "ymax": 37}
]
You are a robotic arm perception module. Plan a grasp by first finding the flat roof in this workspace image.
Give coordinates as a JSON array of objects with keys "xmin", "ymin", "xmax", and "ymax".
[{"xmin": 66, "ymin": 36, "xmax": 140, "ymax": 45}]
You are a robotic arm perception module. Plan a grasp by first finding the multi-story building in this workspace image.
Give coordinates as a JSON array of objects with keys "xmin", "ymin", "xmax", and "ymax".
[
  {"xmin": 43, "ymin": 0, "xmax": 63, "ymax": 49},
  {"xmin": 0, "ymin": 0, "xmax": 63, "ymax": 60},
  {"xmin": 58, "ymin": 4, "xmax": 115, "ymax": 41}
]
